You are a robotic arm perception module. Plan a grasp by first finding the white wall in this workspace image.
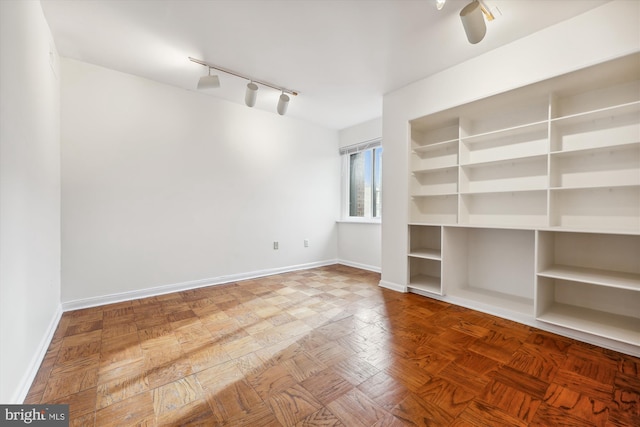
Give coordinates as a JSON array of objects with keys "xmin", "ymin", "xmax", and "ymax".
[
  {"xmin": 0, "ymin": 1, "xmax": 61, "ymax": 403},
  {"xmin": 337, "ymin": 118, "xmax": 382, "ymax": 272},
  {"xmin": 61, "ymin": 59, "xmax": 340, "ymax": 305},
  {"xmin": 380, "ymin": 0, "xmax": 640, "ymax": 290}
]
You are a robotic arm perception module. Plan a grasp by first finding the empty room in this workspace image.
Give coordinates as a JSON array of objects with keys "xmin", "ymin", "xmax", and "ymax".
[{"xmin": 1, "ymin": 0, "xmax": 639, "ymax": 425}]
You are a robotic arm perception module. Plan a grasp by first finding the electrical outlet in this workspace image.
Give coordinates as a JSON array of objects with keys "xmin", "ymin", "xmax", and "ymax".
[
  {"xmin": 273, "ymin": 241, "xmax": 279, "ymax": 250},
  {"xmin": 304, "ymin": 239, "xmax": 309, "ymax": 247}
]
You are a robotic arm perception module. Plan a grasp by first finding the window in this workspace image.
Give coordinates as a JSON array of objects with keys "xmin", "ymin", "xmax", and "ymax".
[{"xmin": 341, "ymin": 140, "xmax": 382, "ymax": 219}]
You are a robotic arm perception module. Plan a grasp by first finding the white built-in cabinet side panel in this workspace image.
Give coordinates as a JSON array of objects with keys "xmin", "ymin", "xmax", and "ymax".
[{"xmin": 442, "ymin": 227, "xmax": 467, "ymax": 293}]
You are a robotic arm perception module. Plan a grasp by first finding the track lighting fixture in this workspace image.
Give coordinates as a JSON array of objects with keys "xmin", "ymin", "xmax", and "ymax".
[
  {"xmin": 460, "ymin": 0, "xmax": 495, "ymax": 44},
  {"xmin": 435, "ymin": 0, "xmax": 446, "ymax": 10},
  {"xmin": 245, "ymin": 82, "xmax": 258, "ymax": 107},
  {"xmin": 277, "ymin": 92, "xmax": 290, "ymax": 116},
  {"xmin": 197, "ymin": 67, "xmax": 220, "ymax": 89},
  {"xmin": 189, "ymin": 57, "xmax": 298, "ymax": 115}
]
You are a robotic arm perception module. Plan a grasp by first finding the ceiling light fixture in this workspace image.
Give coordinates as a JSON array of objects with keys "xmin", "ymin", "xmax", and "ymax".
[
  {"xmin": 197, "ymin": 67, "xmax": 220, "ymax": 89},
  {"xmin": 460, "ymin": 0, "xmax": 495, "ymax": 44},
  {"xmin": 277, "ymin": 92, "xmax": 290, "ymax": 116},
  {"xmin": 436, "ymin": 0, "xmax": 446, "ymax": 10},
  {"xmin": 189, "ymin": 57, "xmax": 298, "ymax": 115},
  {"xmin": 245, "ymin": 82, "xmax": 258, "ymax": 107}
]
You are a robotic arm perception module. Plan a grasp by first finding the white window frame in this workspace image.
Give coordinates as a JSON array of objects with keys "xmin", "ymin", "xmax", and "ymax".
[{"xmin": 340, "ymin": 138, "xmax": 382, "ymax": 222}]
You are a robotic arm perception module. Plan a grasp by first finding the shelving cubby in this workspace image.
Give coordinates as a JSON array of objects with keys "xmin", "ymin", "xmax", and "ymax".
[
  {"xmin": 459, "ymin": 155, "xmax": 548, "ymax": 194},
  {"xmin": 549, "ymin": 143, "xmax": 640, "ymax": 189},
  {"xmin": 410, "ymin": 166, "xmax": 458, "ymax": 197},
  {"xmin": 549, "ymin": 186, "xmax": 640, "ymax": 233},
  {"xmin": 459, "ymin": 190, "xmax": 548, "ymax": 228},
  {"xmin": 442, "ymin": 227, "xmax": 535, "ymax": 317},
  {"xmin": 409, "ymin": 195, "xmax": 458, "ymax": 225},
  {"xmin": 408, "ymin": 225, "xmax": 442, "ymax": 295},
  {"xmin": 459, "ymin": 121, "xmax": 549, "ymax": 166},
  {"xmin": 536, "ymin": 231, "xmax": 640, "ymax": 345}
]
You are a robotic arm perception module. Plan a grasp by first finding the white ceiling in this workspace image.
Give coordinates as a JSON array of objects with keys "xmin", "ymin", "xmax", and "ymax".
[{"xmin": 41, "ymin": 0, "xmax": 609, "ymax": 130}]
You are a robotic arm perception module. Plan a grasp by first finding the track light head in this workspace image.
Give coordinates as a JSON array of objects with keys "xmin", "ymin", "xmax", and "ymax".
[
  {"xmin": 197, "ymin": 67, "xmax": 220, "ymax": 89},
  {"xmin": 460, "ymin": 0, "xmax": 487, "ymax": 44},
  {"xmin": 245, "ymin": 82, "xmax": 258, "ymax": 107},
  {"xmin": 277, "ymin": 92, "xmax": 290, "ymax": 116},
  {"xmin": 436, "ymin": 0, "xmax": 446, "ymax": 10}
]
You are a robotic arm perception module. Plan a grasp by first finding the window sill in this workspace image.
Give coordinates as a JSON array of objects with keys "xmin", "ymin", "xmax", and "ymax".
[{"xmin": 336, "ymin": 218, "xmax": 382, "ymax": 225}]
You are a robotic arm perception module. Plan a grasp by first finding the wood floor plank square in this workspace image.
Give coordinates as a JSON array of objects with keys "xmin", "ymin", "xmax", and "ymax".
[
  {"xmin": 268, "ymin": 384, "xmax": 323, "ymax": 426},
  {"xmin": 358, "ymin": 371, "xmax": 410, "ymax": 411},
  {"xmin": 151, "ymin": 374, "xmax": 203, "ymax": 416},
  {"xmin": 300, "ymin": 366, "xmax": 354, "ymax": 405},
  {"xmin": 206, "ymin": 378, "xmax": 264, "ymax": 423},
  {"xmin": 95, "ymin": 390, "xmax": 155, "ymax": 426},
  {"xmin": 246, "ymin": 362, "xmax": 298, "ymax": 400},
  {"xmin": 326, "ymin": 388, "xmax": 389, "ymax": 427},
  {"xmin": 392, "ymin": 392, "xmax": 454, "ymax": 426},
  {"xmin": 417, "ymin": 377, "xmax": 476, "ymax": 418},
  {"xmin": 480, "ymin": 379, "xmax": 541, "ymax": 423}
]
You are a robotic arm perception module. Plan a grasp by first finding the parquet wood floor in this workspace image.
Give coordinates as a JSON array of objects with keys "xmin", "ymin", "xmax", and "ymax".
[{"xmin": 25, "ymin": 265, "xmax": 639, "ymax": 426}]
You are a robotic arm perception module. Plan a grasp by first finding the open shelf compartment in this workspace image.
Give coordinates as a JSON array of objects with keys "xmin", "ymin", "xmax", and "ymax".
[
  {"xmin": 460, "ymin": 155, "xmax": 548, "ymax": 193},
  {"xmin": 408, "ymin": 257, "xmax": 442, "ymax": 295},
  {"xmin": 549, "ymin": 186, "xmax": 640, "ymax": 233},
  {"xmin": 410, "ymin": 195, "xmax": 458, "ymax": 224},
  {"xmin": 409, "ymin": 225, "xmax": 442, "ymax": 260},
  {"xmin": 536, "ymin": 278, "xmax": 640, "ymax": 346},
  {"xmin": 443, "ymin": 227, "xmax": 535, "ymax": 316},
  {"xmin": 460, "ymin": 190, "xmax": 548, "ymax": 228}
]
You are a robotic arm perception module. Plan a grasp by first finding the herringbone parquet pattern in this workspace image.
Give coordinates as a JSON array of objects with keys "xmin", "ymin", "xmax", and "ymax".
[{"xmin": 25, "ymin": 265, "xmax": 640, "ymax": 426}]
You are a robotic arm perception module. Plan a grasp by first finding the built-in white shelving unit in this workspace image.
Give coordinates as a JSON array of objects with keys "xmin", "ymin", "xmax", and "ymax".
[{"xmin": 407, "ymin": 53, "xmax": 640, "ymax": 356}]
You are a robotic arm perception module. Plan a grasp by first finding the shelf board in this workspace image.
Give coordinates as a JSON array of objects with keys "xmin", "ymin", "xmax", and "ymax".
[
  {"xmin": 408, "ymin": 274, "xmax": 441, "ymax": 295},
  {"xmin": 409, "ymin": 248, "xmax": 442, "ymax": 260},
  {"xmin": 460, "ymin": 153, "xmax": 548, "ymax": 169},
  {"xmin": 550, "ymin": 141, "xmax": 640, "ymax": 158},
  {"xmin": 551, "ymin": 101, "xmax": 640, "ymax": 127},
  {"xmin": 448, "ymin": 286, "xmax": 533, "ymax": 316},
  {"xmin": 462, "ymin": 121, "xmax": 548, "ymax": 144},
  {"xmin": 460, "ymin": 188, "xmax": 547, "ymax": 196},
  {"xmin": 413, "ymin": 139, "xmax": 458, "ymax": 153},
  {"xmin": 412, "ymin": 165, "xmax": 458, "ymax": 174},
  {"xmin": 411, "ymin": 193, "xmax": 458, "ymax": 199},
  {"xmin": 549, "ymin": 183, "xmax": 640, "ymax": 191},
  {"xmin": 537, "ymin": 303, "xmax": 640, "ymax": 346},
  {"xmin": 538, "ymin": 265, "xmax": 640, "ymax": 291},
  {"xmin": 544, "ymin": 225, "xmax": 640, "ymax": 236}
]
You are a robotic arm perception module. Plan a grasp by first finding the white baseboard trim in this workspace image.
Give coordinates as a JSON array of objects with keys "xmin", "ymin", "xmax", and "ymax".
[
  {"xmin": 337, "ymin": 259, "xmax": 381, "ymax": 273},
  {"xmin": 61, "ymin": 259, "xmax": 339, "ymax": 312},
  {"xmin": 13, "ymin": 304, "xmax": 63, "ymax": 404},
  {"xmin": 378, "ymin": 280, "xmax": 406, "ymax": 293}
]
